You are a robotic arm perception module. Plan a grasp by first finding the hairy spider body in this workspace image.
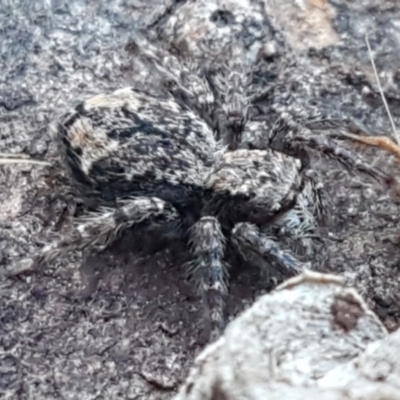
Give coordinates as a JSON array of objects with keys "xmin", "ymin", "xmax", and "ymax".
[
  {"xmin": 39, "ymin": 83, "xmax": 322, "ymax": 337},
  {"xmin": 36, "ymin": 34, "xmax": 395, "ymax": 339}
]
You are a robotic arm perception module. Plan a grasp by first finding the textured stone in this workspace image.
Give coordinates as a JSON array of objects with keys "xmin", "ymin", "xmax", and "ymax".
[
  {"xmin": 2, "ymin": 0, "xmax": 400, "ymax": 398},
  {"xmin": 175, "ymin": 271, "xmax": 400, "ymax": 400}
]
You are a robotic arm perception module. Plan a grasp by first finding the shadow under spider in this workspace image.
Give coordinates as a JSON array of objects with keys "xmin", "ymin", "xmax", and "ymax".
[{"xmin": 74, "ymin": 228, "xmax": 285, "ymax": 344}]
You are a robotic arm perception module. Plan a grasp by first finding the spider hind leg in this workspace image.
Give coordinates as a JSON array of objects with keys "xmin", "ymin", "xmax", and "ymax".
[
  {"xmin": 231, "ymin": 222, "xmax": 308, "ymax": 278},
  {"xmin": 187, "ymin": 216, "xmax": 228, "ymax": 339},
  {"xmin": 35, "ymin": 196, "xmax": 180, "ymax": 267}
]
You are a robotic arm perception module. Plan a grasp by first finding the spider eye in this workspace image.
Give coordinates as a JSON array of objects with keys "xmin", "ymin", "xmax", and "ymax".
[
  {"xmin": 210, "ymin": 10, "xmax": 235, "ymax": 26},
  {"xmin": 164, "ymin": 79, "xmax": 177, "ymax": 90},
  {"xmin": 228, "ymin": 114, "xmax": 244, "ymax": 125},
  {"xmin": 248, "ymin": 206, "xmax": 266, "ymax": 222}
]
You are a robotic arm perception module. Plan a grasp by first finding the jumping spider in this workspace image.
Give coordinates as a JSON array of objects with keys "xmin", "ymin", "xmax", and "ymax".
[{"xmin": 36, "ymin": 36, "xmax": 394, "ymax": 338}]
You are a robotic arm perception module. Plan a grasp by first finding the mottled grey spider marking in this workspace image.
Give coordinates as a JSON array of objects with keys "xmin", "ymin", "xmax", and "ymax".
[
  {"xmin": 36, "ymin": 86, "xmax": 314, "ymax": 338},
  {"xmin": 152, "ymin": 0, "xmax": 273, "ymax": 64},
  {"xmin": 132, "ymin": 33, "xmax": 392, "ymax": 188},
  {"xmin": 32, "ymin": 32, "xmax": 395, "ymax": 340}
]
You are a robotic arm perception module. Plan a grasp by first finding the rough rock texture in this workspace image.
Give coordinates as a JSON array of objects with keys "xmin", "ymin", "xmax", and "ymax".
[
  {"xmin": 174, "ymin": 271, "xmax": 400, "ymax": 400},
  {"xmin": 1, "ymin": 0, "xmax": 400, "ymax": 399}
]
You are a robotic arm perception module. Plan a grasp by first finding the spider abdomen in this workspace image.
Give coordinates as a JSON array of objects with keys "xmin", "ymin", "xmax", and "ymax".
[{"xmin": 58, "ymin": 87, "xmax": 218, "ymax": 210}]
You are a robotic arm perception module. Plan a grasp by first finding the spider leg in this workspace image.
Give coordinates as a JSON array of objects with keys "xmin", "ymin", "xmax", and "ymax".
[
  {"xmin": 325, "ymin": 131, "xmax": 400, "ymax": 203},
  {"xmin": 336, "ymin": 131, "xmax": 400, "ymax": 161},
  {"xmin": 127, "ymin": 33, "xmax": 216, "ymax": 128},
  {"xmin": 303, "ymin": 170, "xmax": 331, "ymax": 226},
  {"xmin": 271, "ymin": 173, "xmax": 329, "ymax": 260},
  {"xmin": 212, "ymin": 62, "xmax": 251, "ymax": 150},
  {"xmin": 293, "ymin": 133, "xmax": 390, "ymax": 183},
  {"xmin": 231, "ymin": 222, "xmax": 308, "ymax": 277},
  {"xmin": 187, "ymin": 216, "xmax": 228, "ymax": 338},
  {"xmin": 36, "ymin": 196, "xmax": 180, "ymax": 266},
  {"xmin": 267, "ymin": 113, "xmax": 392, "ymax": 185}
]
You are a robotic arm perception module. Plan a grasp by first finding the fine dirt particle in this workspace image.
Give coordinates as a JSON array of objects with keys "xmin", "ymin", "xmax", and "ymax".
[{"xmin": 2, "ymin": 0, "xmax": 400, "ymax": 399}]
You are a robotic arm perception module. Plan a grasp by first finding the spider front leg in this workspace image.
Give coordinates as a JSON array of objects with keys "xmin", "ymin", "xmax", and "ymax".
[
  {"xmin": 210, "ymin": 64, "xmax": 251, "ymax": 151},
  {"xmin": 187, "ymin": 216, "xmax": 228, "ymax": 338},
  {"xmin": 36, "ymin": 197, "xmax": 180, "ymax": 266},
  {"xmin": 331, "ymin": 130, "xmax": 400, "ymax": 161},
  {"xmin": 269, "ymin": 114, "xmax": 391, "ymax": 184},
  {"xmin": 271, "ymin": 174, "xmax": 329, "ymax": 260},
  {"xmin": 303, "ymin": 170, "xmax": 331, "ymax": 226},
  {"xmin": 231, "ymin": 222, "xmax": 308, "ymax": 279},
  {"xmin": 126, "ymin": 33, "xmax": 216, "ymax": 128},
  {"xmin": 299, "ymin": 134, "xmax": 390, "ymax": 182}
]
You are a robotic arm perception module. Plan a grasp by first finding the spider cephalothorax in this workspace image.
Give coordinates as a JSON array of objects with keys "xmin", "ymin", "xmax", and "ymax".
[{"xmin": 35, "ymin": 35, "xmax": 394, "ymax": 339}]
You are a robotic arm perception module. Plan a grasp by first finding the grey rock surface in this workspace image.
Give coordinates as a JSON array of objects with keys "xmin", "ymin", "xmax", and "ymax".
[
  {"xmin": 1, "ymin": 0, "xmax": 400, "ymax": 399},
  {"xmin": 174, "ymin": 271, "xmax": 400, "ymax": 400}
]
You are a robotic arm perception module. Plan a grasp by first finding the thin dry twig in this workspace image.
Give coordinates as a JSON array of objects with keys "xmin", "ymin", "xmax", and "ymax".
[
  {"xmin": 0, "ymin": 153, "xmax": 31, "ymax": 158},
  {"xmin": 365, "ymin": 35, "xmax": 399, "ymax": 145},
  {"xmin": 338, "ymin": 131, "xmax": 400, "ymax": 160},
  {"xmin": 0, "ymin": 158, "xmax": 51, "ymax": 166},
  {"xmin": 336, "ymin": 37, "xmax": 400, "ymax": 162},
  {"xmin": 0, "ymin": 153, "xmax": 51, "ymax": 166}
]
